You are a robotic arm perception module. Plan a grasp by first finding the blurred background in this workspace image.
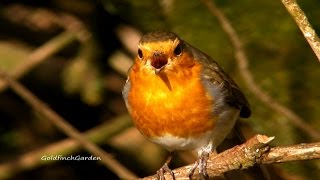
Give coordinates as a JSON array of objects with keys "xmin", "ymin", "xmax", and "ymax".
[{"xmin": 0, "ymin": 0, "xmax": 319, "ymax": 179}]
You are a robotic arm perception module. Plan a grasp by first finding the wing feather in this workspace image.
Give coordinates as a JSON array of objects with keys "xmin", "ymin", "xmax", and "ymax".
[{"xmin": 186, "ymin": 43, "xmax": 251, "ymax": 118}]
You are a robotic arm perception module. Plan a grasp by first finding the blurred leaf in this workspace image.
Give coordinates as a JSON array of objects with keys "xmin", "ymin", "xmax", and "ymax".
[{"xmin": 0, "ymin": 41, "xmax": 31, "ymax": 71}]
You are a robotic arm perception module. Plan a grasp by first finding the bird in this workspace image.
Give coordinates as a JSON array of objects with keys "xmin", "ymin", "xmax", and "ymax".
[{"xmin": 122, "ymin": 30, "xmax": 251, "ymax": 179}]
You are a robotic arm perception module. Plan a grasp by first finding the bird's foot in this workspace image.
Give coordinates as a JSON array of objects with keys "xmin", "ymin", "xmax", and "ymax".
[
  {"xmin": 188, "ymin": 151, "xmax": 209, "ymax": 180},
  {"xmin": 157, "ymin": 163, "xmax": 175, "ymax": 180}
]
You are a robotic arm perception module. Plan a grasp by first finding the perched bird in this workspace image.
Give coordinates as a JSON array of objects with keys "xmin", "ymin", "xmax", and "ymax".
[{"xmin": 122, "ymin": 31, "xmax": 251, "ymax": 179}]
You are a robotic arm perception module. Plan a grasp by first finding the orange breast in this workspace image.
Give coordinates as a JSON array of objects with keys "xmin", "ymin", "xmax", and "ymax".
[{"xmin": 127, "ymin": 60, "xmax": 216, "ymax": 139}]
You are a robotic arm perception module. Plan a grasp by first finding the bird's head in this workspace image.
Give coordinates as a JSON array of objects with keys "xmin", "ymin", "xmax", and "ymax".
[{"xmin": 134, "ymin": 31, "xmax": 194, "ymax": 75}]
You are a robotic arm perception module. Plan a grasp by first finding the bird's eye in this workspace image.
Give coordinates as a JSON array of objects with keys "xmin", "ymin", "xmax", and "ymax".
[
  {"xmin": 138, "ymin": 49, "xmax": 143, "ymax": 59},
  {"xmin": 173, "ymin": 43, "xmax": 183, "ymax": 56}
]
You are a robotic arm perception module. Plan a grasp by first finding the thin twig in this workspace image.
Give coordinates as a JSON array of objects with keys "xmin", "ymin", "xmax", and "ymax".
[
  {"xmin": 0, "ymin": 114, "xmax": 132, "ymax": 179},
  {"xmin": 281, "ymin": 0, "xmax": 320, "ymax": 62},
  {"xmin": 0, "ymin": 69, "xmax": 137, "ymax": 179},
  {"xmin": 143, "ymin": 134, "xmax": 320, "ymax": 180},
  {"xmin": 201, "ymin": 0, "xmax": 320, "ymax": 140}
]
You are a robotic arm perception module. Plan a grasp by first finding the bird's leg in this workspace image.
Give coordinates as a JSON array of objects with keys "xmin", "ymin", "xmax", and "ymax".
[
  {"xmin": 188, "ymin": 152, "xmax": 209, "ymax": 180},
  {"xmin": 157, "ymin": 152, "xmax": 175, "ymax": 180},
  {"xmin": 188, "ymin": 144, "xmax": 213, "ymax": 180},
  {"xmin": 199, "ymin": 151, "xmax": 209, "ymax": 179}
]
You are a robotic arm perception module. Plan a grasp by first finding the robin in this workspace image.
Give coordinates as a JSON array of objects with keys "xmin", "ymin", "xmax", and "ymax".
[{"xmin": 122, "ymin": 31, "xmax": 250, "ymax": 179}]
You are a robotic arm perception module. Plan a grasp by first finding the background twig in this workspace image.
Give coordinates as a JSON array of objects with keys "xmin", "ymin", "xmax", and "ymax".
[{"xmin": 281, "ymin": 0, "xmax": 320, "ymax": 62}]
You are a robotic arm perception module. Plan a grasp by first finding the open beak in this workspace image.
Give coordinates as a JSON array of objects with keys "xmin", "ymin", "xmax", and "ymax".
[{"xmin": 151, "ymin": 52, "xmax": 168, "ymax": 74}]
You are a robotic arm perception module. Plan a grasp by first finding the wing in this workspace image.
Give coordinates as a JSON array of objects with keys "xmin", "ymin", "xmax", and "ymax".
[
  {"xmin": 187, "ymin": 43, "xmax": 251, "ymax": 118},
  {"xmin": 122, "ymin": 74, "xmax": 131, "ymax": 110}
]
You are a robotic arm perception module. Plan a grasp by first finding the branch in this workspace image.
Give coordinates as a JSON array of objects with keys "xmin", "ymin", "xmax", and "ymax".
[
  {"xmin": 0, "ymin": 69, "xmax": 137, "ymax": 179},
  {"xmin": 0, "ymin": 114, "xmax": 131, "ymax": 179},
  {"xmin": 261, "ymin": 141, "xmax": 320, "ymax": 164},
  {"xmin": 201, "ymin": 0, "xmax": 320, "ymax": 140},
  {"xmin": 143, "ymin": 134, "xmax": 320, "ymax": 180},
  {"xmin": 281, "ymin": 0, "xmax": 320, "ymax": 62}
]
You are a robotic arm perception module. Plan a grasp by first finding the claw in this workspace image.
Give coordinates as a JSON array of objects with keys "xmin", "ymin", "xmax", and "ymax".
[
  {"xmin": 157, "ymin": 163, "xmax": 175, "ymax": 180},
  {"xmin": 156, "ymin": 152, "xmax": 175, "ymax": 180},
  {"xmin": 188, "ymin": 151, "xmax": 209, "ymax": 180}
]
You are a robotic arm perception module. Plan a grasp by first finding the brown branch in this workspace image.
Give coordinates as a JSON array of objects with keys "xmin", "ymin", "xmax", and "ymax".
[
  {"xmin": 281, "ymin": 0, "xmax": 320, "ymax": 62},
  {"xmin": 261, "ymin": 142, "xmax": 320, "ymax": 164},
  {"xmin": 0, "ymin": 114, "xmax": 131, "ymax": 179},
  {"xmin": 0, "ymin": 69, "xmax": 137, "ymax": 179},
  {"xmin": 143, "ymin": 134, "xmax": 320, "ymax": 180},
  {"xmin": 201, "ymin": 0, "xmax": 320, "ymax": 140}
]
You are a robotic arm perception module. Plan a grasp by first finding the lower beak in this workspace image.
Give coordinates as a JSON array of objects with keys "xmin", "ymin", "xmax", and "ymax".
[{"xmin": 155, "ymin": 66, "xmax": 166, "ymax": 74}]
